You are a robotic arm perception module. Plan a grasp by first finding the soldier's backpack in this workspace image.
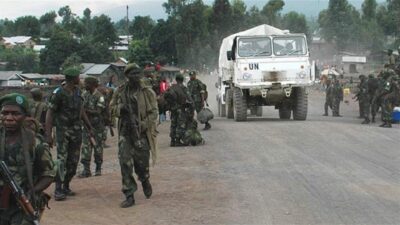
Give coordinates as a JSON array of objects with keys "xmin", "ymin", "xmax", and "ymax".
[
  {"xmin": 182, "ymin": 120, "xmax": 204, "ymax": 146},
  {"xmin": 197, "ymin": 107, "xmax": 214, "ymax": 124}
]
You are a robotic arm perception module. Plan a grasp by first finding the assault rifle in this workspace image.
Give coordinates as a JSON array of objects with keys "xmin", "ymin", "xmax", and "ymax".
[
  {"xmin": 0, "ymin": 161, "xmax": 40, "ymax": 225},
  {"xmin": 120, "ymin": 103, "xmax": 143, "ymax": 150}
]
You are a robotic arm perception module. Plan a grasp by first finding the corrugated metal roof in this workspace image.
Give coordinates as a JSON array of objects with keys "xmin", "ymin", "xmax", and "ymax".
[
  {"xmin": 84, "ymin": 64, "xmax": 111, "ymax": 75},
  {"xmin": 81, "ymin": 63, "xmax": 96, "ymax": 73},
  {"xmin": 0, "ymin": 71, "xmax": 22, "ymax": 80},
  {"xmin": 3, "ymin": 36, "xmax": 32, "ymax": 44}
]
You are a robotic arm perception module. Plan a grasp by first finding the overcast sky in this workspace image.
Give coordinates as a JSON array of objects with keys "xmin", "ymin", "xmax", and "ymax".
[{"xmin": 0, "ymin": 0, "xmax": 156, "ymax": 20}]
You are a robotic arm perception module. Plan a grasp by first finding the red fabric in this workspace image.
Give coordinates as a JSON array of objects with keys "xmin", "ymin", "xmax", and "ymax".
[
  {"xmin": 159, "ymin": 81, "xmax": 169, "ymax": 93},
  {"xmin": 155, "ymin": 63, "xmax": 161, "ymax": 71}
]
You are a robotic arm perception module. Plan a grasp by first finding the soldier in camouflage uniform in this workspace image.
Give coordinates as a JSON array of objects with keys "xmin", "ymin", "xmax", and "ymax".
[
  {"xmin": 0, "ymin": 93, "xmax": 55, "ymax": 225},
  {"xmin": 29, "ymin": 88, "xmax": 47, "ymax": 135},
  {"xmin": 379, "ymin": 66, "xmax": 399, "ymax": 128},
  {"xmin": 358, "ymin": 75, "xmax": 370, "ymax": 124},
  {"xmin": 187, "ymin": 71, "xmax": 211, "ymax": 130},
  {"xmin": 164, "ymin": 74, "xmax": 193, "ymax": 146},
  {"xmin": 323, "ymin": 79, "xmax": 333, "ymax": 116},
  {"xmin": 368, "ymin": 74, "xmax": 379, "ymax": 123},
  {"xmin": 78, "ymin": 77, "xmax": 106, "ymax": 178},
  {"xmin": 45, "ymin": 67, "xmax": 94, "ymax": 201},
  {"xmin": 331, "ymin": 75, "xmax": 343, "ymax": 117},
  {"xmin": 110, "ymin": 63, "xmax": 158, "ymax": 208}
]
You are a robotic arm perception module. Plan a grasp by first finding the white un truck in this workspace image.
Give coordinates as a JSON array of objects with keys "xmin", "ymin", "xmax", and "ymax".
[{"xmin": 216, "ymin": 24, "xmax": 315, "ymax": 121}]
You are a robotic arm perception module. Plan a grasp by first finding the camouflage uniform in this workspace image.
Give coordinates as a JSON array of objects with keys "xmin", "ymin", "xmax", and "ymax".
[
  {"xmin": 368, "ymin": 75, "xmax": 379, "ymax": 122},
  {"xmin": 331, "ymin": 79, "xmax": 343, "ymax": 116},
  {"xmin": 48, "ymin": 86, "xmax": 83, "ymax": 187},
  {"xmin": 358, "ymin": 76, "xmax": 370, "ymax": 123},
  {"xmin": 187, "ymin": 76, "xmax": 210, "ymax": 129},
  {"xmin": 110, "ymin": 82, "xmax": 158, "ymax": 199},
  {"xmin": 164, "ymin": 83, "xmax": 192, "ymax": 145},
  {"xmin": 323, "ymin": 81, "xmax": 333, "ymax": 116},
  {"xmin": 0, "ymin": 94, "xmax": 55, "ymax": 225},
  {"xmin": 380, "ymin": 70, "xmax": 399, "ymax": 127},
  {"xmin": 80, "ymin": 89, "xmax": 106, "ymax": 175}
]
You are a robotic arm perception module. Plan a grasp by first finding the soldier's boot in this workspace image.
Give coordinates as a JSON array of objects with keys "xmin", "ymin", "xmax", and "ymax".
[
  {"xmin": 170, "ymin": 138, "xmax": 176, "ymax": 147},
  {"xmin": 361, "ymin": 118, "xmax": 370, "ymax": 124},
  {"xmin": 379, "ymin": 122, "xmax": 387, "ymax": 127},
  {"xmin": 174, "ymin": 139, "xmax": 187, "ymax": 147},
  {"xmin": 78, "ymin": 164, "xmax": 91, "ymax": 178},
  {"xmin": 204, "ymin": 122, "xmax": 211, "ymax": 130},
  {"xmin": 120, "ymin": 195, "xmax": 135, "ymax": 208},
  {"xmin": 54, "ymin": 182, "xmax": 66, "ymax": 201},
  {"xmin": 95, "ymin": 164, "xmax": 102, "ymax": 176},
  {"xmin": 63, "ymin": 182, "xmax": 76, "ymax": 196},
  {"xmin": 142, "ymin": 179, "xmax": 153, "ymax": 199}
]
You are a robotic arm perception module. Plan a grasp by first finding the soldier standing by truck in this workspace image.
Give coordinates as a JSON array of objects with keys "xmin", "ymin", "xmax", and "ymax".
[
  {"xmin": 79, "ymin": 76, "xmax": 106, "ymax": 178},
  {"xmin": 110, "ymin": 63, "xmax": 158, "ymax": 208},
  {"xmin": 187, "ymin": 71, "xmax": 211, "ymax": 130}
]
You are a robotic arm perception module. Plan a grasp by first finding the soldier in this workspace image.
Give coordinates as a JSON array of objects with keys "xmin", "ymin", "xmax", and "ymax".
[
  {"xmin": 387, "ymin": 49, "xmax": 396, "ymax": 68},
  {"xmin": 164, "ymin": 74, "xmax": 192, "ymax": 146},
  {"xmin": 29, "ymin": 88, "xmax": 47, "ymax": 134},
  {"xmin": 331, "ymin": 75, "xmax": 343, "ymax": 117},
  {"xmin": 379, "ymin": 66, "xmax": 399, "ymax": 128},
  {"xmin": 0, "ymin": 93, "xmax": 55, "ymax": 224},
  {"xmin": 187, "ymin": 71, "xmax": 211, "ymax": 130},
  {"xmin": 355, "ymin": 75, "xmax": 365, "ymax": 118},
  {"xmin": 367, "ymin": 74, "xmax": 379, "ymax": 123},
  {"xmin": 110, "ymin": 63, "xmax": 158, "ymax": 208},
  {"xmin": 45, "ymin": 67, "xmax": 94, "ymax": 201},
  {"xmin": 323, "ymin": 79, "xmax": 333, "ymax": 116},
  {"xmin": 358, "ymin": 75, "xmax": 370, "ymax": 124},
  {"xmin": 78, "ymin": 76, "xmax": 106, "ymax": 178}
]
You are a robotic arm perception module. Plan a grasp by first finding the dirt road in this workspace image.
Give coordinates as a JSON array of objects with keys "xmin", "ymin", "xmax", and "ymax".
[{"xmin": 43, "ymin": 75, "xmax": 400, "ymax": 225}]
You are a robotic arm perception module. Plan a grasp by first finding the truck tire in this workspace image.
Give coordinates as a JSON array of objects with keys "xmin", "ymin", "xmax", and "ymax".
[
  {"xmin": 218, "ymin": 99, "xmax": 226, "ymax": 117},
  {"xmin": 226, "ymin": 89, "xmax": 234, "ymax": 119},
  {"xmin": 256, "ymin": 106, "xmax": 263, "ymax": 117},
  {"xmin": 233, "ymin": 88, "xmax": 247, "ymax": 121},
  {"xmin": 292, "ymin": 87, "xmax": 308, "ymax": 120},
  {"xmin": 279, "ymin": 105, "xmax": 291, "ymax": 119}
]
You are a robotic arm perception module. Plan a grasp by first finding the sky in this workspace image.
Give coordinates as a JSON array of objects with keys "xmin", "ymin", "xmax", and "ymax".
[{"xmin": 0, "ymin": 0, "xmax": 387, "ymax": 21}]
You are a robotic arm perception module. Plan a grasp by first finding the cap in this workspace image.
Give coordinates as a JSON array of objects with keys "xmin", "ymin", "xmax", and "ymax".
[
  {"xmin": 63, "ymin": 67, "xmax": 81, "ymax": 77},
  {"xmin": 30, "ymin": 87, "xmax": 42, "ymax": 96},
  {"xmin": 84, "ymin": 76, "xmax": 99, "ymax": 84},
  {"xmin": 0, "ymin": 93, "xmax": 29, "ymax": 114},
  {"xmin": 124, "ymin": 63, "xmax": 142, "ymax": 76}
]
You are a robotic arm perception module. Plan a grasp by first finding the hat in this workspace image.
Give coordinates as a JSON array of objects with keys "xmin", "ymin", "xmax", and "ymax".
[
  {"xmin": 63, "ymin": 67, "xmax": 80, "ymax": 77},
  {"xmin": 0, "ymin": 93, "xmax": 29, "ymax": 114},
  {"xmin": 175, "ymin": 74, "xmax": 184, "ymax": 82},
  {"xmin": 124, "ymin": 63, "xmax": 142, "ymax": 76},
  {"xmin": 189, "ymin": 71, "xmax": 196, "ymax": 76},
  {"xmin": 84, "ymin": 76, "xmax": 99, "ymax": 84},
  {"xmin": 30, "ymin": 87, "xmax": 42, "ymax": 96}
]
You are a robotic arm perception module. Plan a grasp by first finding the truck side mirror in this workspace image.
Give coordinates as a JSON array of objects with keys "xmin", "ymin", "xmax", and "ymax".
[{"xmin": 227, "ymin": 51, "xmax": 233, "ymax": 61}]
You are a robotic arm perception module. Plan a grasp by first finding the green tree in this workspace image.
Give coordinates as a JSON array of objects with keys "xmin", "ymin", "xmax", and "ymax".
[
  {"xmin": 261, "ymin": 0, "xmax": 285, "ymax": 26},
  {"xmin": 129, "ymin": 16, "xmax": 156, "ymax": 40},
  {"xmin": 39, "ymin": 11, "xmax": 57, "ymax": 37},
  {"xmin": 361, "ymin": 0, "xmax": 377, "ymax": 20},
  {"xmin": 14, "ymin": 16, "xmax": 40, "ymax": 37},
  {"xmin": 39, "ymin": 28, "xmax": 80, "ymax": 73},
  {"xmin": 231, "ymin": 0, "xmax": 247, "ymax": 32},
  {"xmin": 282, "ymin": 12, "xmax": 309, "ymax": 36},
  {"xmin": 127, "ymin": 39, "xmax": 154, "ymax": 67},
  {"xmin": 0, "ymin": 47, "xmax": 38, "ymax": 72},
  {"xmin": 91, "ymin": 15, "xmax": 118, "ymax": 46},
  {"xmin": 61, "ymin": 53, "xmax": 82, "ymax": 70},
  {"xmin": 149, "ymin": 19, "xmax": 177, "ymax": 64},
  {"xmin": 78, "ymin": 38, "xmax": 114, "ymax": 63}
]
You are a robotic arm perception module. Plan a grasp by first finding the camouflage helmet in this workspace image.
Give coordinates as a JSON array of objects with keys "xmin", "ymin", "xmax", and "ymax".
[
  {"xmin": 124, "ymin": 63, "xmax": 142, "ymax": 76},
  {"xmin": 30, "ymin": 87, "xmax": 42, "ymax": 98}
]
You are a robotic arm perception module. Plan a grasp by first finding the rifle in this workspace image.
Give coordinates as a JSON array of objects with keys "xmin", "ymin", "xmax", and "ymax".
[
  {"xmin": 0, "ymin": 161, "xmax": 40, "ymax": 225},
  {"xmin": 120, "ymin": 97, "xmax": 143, "ymax": 150},
  {"xmin": 109, "ymin": 126, "xmax": 115, "ymax": 137}
]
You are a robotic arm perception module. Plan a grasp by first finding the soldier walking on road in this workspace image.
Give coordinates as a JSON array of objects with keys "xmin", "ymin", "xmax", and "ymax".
[
  {"xmin": 79, "ymin": 77, "xmax": 106, "ymax": 178},
  {"xmin": 164, "ymin": 74, "xmax": 193, "ymax": 146},
  {"xmin": 45, "ymin": 67, "xmax": 94, "ymax": 201},
  {"xmin": 323, "ymin": 79, "xmax": 333, "ymax": 116},
  {"xmin": 187, "ymin": 71, "xmax": 211, "ymax": 130},
  {"xmin": 110, "ymin": 63, "xmax": 158, "ymax": 208},
  {"xmin": 331, "ymin": 76, "xmax": 343, "ymax": 117},
  {"xmin": 0, "ymin": 93, "xmax": 55, "ymax": 224},
  {"xmin": 358, "ymin": 75, "xmax": 370, "ymax": 124},
  {"xmin": 30, "ymin": 88, "xmax": 47, "ymax": 134}
]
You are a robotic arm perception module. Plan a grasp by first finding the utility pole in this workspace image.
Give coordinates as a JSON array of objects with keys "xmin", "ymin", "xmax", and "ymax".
[{"xmin": 126, "ymin": 5, "xmax": 129, "ymax": 46}]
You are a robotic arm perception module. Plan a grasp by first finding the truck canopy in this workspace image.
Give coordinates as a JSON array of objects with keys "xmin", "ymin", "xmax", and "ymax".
[{"xmin": 218, "ymin": 24, "xmax": 286, "ymax": 72}]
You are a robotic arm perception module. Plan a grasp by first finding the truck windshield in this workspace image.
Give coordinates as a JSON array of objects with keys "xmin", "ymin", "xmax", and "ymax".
[
  {"xmin": 238, "ymin": 37, "xmax": 272, "ymax": 57},
  {"xmin": 273, "ymin": 36, "xmax": 307, "ymax": 56}
]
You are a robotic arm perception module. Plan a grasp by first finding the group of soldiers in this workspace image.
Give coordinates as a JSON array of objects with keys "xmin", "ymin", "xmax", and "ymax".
[
  {"xmin": 324, "ymin": 49, "xmax": 400, "ymax": 128},
  {"xmin": 0, "ymin": 62, "xmax": 211, "ymax": 224}
]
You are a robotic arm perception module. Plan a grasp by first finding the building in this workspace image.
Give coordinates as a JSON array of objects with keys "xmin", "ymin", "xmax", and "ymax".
[
  {"xmin": 0, "ymin": 36, "xmax": 35, "ymax": 49},
  {"xmin": 81, "ymin": 63, "xmax": 121, "ymax": 85},
  {"xmin": 0, "ymin": 71, "xmax": 23, "ymax": 86},
  {"xmin": 341, "ymin": 55, "xmax": 367, "ymax": 74}
]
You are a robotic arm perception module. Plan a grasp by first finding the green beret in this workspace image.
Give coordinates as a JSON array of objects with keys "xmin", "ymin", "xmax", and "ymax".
[
  {"xmin": 0, "ymin": 93, "xmax": 29, "ymax": 114},
  {"xmin": 175, "ymin": 74, "xmax": 184, "ymax": 82},
  {"xmin": 84, "ymin": 76, "xmax": 99, "ymax": 84},
  {"xmin": 63, "ymin": 67, "xmax": 81, "ymax": 77},
  {"xmin": 124, "ymin": 63, "xmax": 142, "ymax": 76}
]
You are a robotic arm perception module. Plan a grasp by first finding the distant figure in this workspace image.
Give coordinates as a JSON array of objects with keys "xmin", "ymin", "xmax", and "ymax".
[
  {"xmin": 379, "ymin": 65, "xmax": 399, "ymax": 128},
  {"xmin": 187, "ymin": 71, "xmax": 211, "ymax": 130},
  {"xmin": 331, "ymin": 76, "xmax": 343, "ymax": 117},
  {"xmin": 387, "ymin": 49, "xmax": 396, "ymax": 68},
  {"xmin": 30, "ymin": 88, "xmax": 47, "ymax": 134},
  {"xmin": 368, "ymin": 74, "xmax": 379, "ymax": 123},
  {"xmin": 323, "ymin": 79, "xmax": 333, "ymax": 116},
  {"xmin": 358, "ymin": 75, "xmax": 370, "ymax": 124}
]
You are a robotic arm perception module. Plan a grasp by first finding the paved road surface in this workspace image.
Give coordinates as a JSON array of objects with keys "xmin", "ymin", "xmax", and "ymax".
[{"xmin": 43, "ymin": 75, "xmax": 399, "ymax": 225}]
